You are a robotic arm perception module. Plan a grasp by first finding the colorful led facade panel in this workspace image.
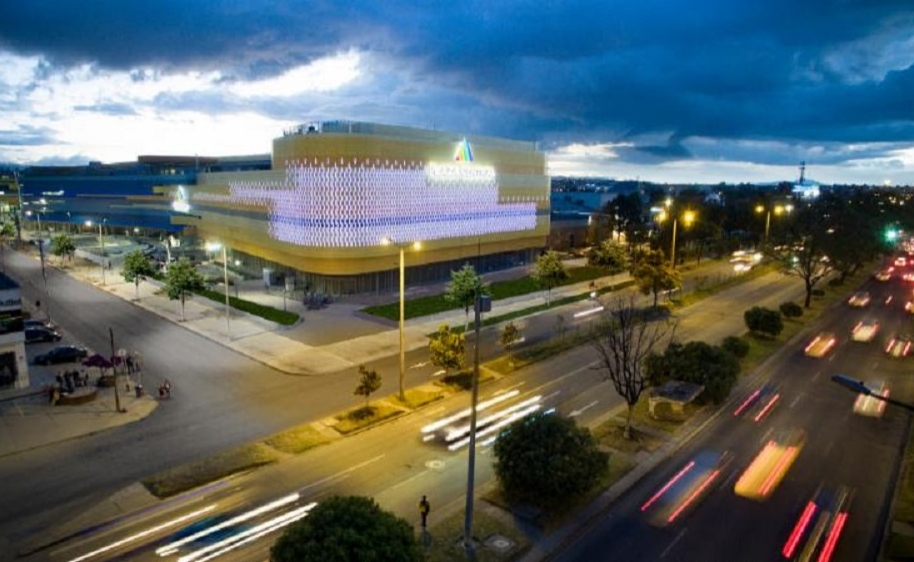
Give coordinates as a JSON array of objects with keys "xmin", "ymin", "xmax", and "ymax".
[{"xmin": 206, "ymin": 157, "xmax": 541, "ymax": 247}]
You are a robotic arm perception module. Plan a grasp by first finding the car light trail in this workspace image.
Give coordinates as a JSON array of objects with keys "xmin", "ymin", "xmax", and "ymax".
[
  {"xmin": 817, "ymin": 512, "xmax": 848, "ymax": 562},
  {"xmin": 177, "ymin": 502, "xmax": 317, "ymax": 562},
  {"xmin": 157, "ymin": 493, "xmax": 300, "ymax": 556},
  {"xmin": 448, "ymin": 401, "xmax": 542, "ymax": 451},
  {"xmin": 759, "ymin": 445, "xmax": 798, "ymax": 497},
  {"xmin": 66, "ymin": 504, "xmax": 217, "ymax": 562},
  {"xmin": 754, "ymin": 394, "xmax": 780, "ymax": 422},
  {"xmin": 782, "ymin": 501, "xmax": 817, "ymax": 558},
  {"xmin": 573, "ymin": 305, "xmax": 604, "ymax": 319},
  {"xmin": 443, "ymin": 395, "xmax": 542, "ymax": 442},
  {"xmin": 640, "ymin": 461, "xmax": 696, "ymax": 512},
  {"xmin": 666, "ymin": 469, "xmax": 721, "ymax": 523},
  {"xmin": 420, "ymin": 390, "xmax": 520, "ymax": 434},
  {"xmin": 733, "ymin": 389, "xmax": 761, "ymax": 417}
]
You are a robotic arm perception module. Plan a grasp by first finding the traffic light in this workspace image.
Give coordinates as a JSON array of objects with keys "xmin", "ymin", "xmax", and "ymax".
[{"xmin": 886, "ymin": 227, "xmax": 899, "ymax": 242}]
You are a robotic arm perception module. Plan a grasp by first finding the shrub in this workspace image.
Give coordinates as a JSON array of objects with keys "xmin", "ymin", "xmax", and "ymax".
[
  {"xmin": 812, "ymin": 289, "xmax": 826, "ymax": 296},
  {"xmin": 779, "ymin": 301, "xmax": 803, "ymax": 318},
  {"xmin": 744, "ymin": 306, "xmax": 784, "ymax": 337},
  {"xmin": 827, "ymin": 278, "xmax": 843, "ymax": 287},
  {"xmin": 721, "ymin": 336, "xmax": 750, "ymax": 358}
]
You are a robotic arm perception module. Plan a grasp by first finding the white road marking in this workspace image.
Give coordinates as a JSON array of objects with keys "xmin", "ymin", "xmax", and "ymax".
[
  {"xmin": 660, "ymin": 527, "xmax": 688, "ymax": 558},
  {"xmin": 569, "ymin": 400, "xmax": 599, "ymax": 417}
]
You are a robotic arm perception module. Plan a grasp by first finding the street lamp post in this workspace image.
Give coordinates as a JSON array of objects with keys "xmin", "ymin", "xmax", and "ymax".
[
  {"xmin": 381, "ymin": 237, "xmax": 421, "ymax": 402},
  {"xmin": 86, "ymin": 219, "xmax": 107, "ymax": 285},
  {"xmin": 657, "ymin": 209, "xmax": 695, "ymax": 269},
  {"xmin": 206, "ymin": 242, "xmax": 231, "ymax": 337},
  {"xmin": 755, "ymin": 204, "xmax": 794, "ymax": 245}
]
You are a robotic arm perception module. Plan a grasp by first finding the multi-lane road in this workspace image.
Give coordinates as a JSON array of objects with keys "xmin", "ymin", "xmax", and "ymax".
[
  {"xmin": 5, "ymin": 261, "xmax": 820, "ymax": 562},
  {"xmin": 553, "ymin": 270, "xmax": 913, "ymax": 561}
]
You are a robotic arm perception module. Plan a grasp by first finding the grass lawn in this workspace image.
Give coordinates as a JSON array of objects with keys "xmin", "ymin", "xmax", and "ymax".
[
  {"xmin": 422, "ymin": 506, "xmax": 530, "ymax": 562},
  {"xmin": 143, "ymin": 442, "xmax": 281, "ymax": 498},
  {"xmin": 592, "ymin": 419, "xmax": 666, "ymax": 455},
  {"xmin": 390, "ymin": 387, "xmax": 447, "ymax": 409},
  {"xmin": 262, "ymin": 423, "xmax": 333, "ymax": 454},
  {"xmin": 363, "ymin": 265, "xmax": 612, "ymax": 322},
  {"xmin": 333, "ymin": 402, "xmax": 406, "ymax": 434}
]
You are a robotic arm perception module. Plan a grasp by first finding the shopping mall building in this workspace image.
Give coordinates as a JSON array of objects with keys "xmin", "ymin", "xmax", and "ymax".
[{"xmin": 16, "ymin": 121, "xmax": 550, "ymax": 295}]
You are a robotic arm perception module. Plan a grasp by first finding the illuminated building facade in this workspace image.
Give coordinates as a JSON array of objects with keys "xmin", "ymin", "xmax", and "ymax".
[{"xmin": 174, "ymin": 121, "xmax": 550, "ymax": 294}]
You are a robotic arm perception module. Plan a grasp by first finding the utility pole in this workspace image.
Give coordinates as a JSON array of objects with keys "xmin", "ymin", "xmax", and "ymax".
[{"xmin": 464, "ymin": 291, "xmax": 491, "ymax": 558}]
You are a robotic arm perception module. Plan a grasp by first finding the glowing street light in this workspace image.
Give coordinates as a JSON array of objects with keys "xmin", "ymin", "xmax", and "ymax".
[
  {"xmin": 85, "ymin": 219, "xmax": 107, "ymax": 285},
  {"xmin": 657, "ymin": 209, "xmax": 696, "ymax": 269},
  {"xmin": 755, "ymin": 204, "xmax": 794, "ymax": 244},
  {"xmin": 381, "ymin": 236, "xmax": 421, "ymax": 402}
]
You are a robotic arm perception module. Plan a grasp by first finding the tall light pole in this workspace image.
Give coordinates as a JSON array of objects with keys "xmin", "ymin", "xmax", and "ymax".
[
  {"xmin": 657, "ymin": 209, "xmax": 695, "ymax": 269},
  {"xmin": 381, "ymin": 237, "xmax": 421, "ymax": 402},
  {"xmin": 206, "ymin": 242, "xmax": 231, "ymax": 337},
  {"xmin": 755, "ymin": 204, "xmax": 793, "ymax": 245},
  {"xmin": 464, "ymin": 290, "xmax": 491, "ymax": 557},
  {"xmin": 86, "ymin": 219, "xmax": 107, "ymax": 285}
]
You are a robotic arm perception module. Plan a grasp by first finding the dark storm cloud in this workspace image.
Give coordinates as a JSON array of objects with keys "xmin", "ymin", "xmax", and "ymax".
[{"xmin": 1, "ymin": 0, "xmax": 913, "ymax": 170}]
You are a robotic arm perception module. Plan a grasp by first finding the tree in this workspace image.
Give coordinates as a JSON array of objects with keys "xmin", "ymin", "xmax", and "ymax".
[
  {"xmin": 588, "ymin": 239, "xmax": 630, "ymax": 273},
  {"xmin": 122, "ymin": 249, "xmax": 156, "ymax": 301},
  {"xmin": 499, "ymin": 321, "xmax": 521, "ymax": 349},
  {"xmin": 533, "ymin": 251, "xmax": 568, "ymax": 306},
  {"xmin": 744, "ymin": 306, "xmax": 784, "ymax": 337},
  {"xmin": 493, "ymin": 413, "xmax": 607, "ymax": 511},
  {"xmin": 606, "ymin": 192, "xmax": 647, "ymax": 250},
  {"xmin": 589, "ymin": 295, "xmax": 676, "ymax": 438},
  {"xmin": 270, "ymin": 495, "xmax": 422, "ymax": 562},
  {"xmin": 0, "ymin": 221, "xmax": 14, "ymax": 272},
  {"xmin": 631, "ymin": 249, "xmax": 681, "ymax": 307},
  {"xmin": 444, "ymin": 263, "xmax": 487, "ymax": 332},
  {"xmin": 721, "ymin": 335, "xmax": 750, "ymax": 358},
  {"xmin": 353, "ymin": 364, "xmax": 382, "ymax": 410},
  {"xmin": 767, "ymin": 204, "xmax": 834, "ymax": 308},
  {"xmin": 645, "ymin": 341, "xmax": 741, "ymax": 405},
  {"xmin": 779, "ymin": 301, "xmax": 803, "ymax": 318},
  {"xmin": 49, "ymin": 233, "xmax": 76, "ymax": 265},
  {"xmin": 164, "ymin": 258, "xmax": 205, "ymax": 321},
  {"xmin": 428, "ymin": 324, "xmax": 465, "ymax": 377}
]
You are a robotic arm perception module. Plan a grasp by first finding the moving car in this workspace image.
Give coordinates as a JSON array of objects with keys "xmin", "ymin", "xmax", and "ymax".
[
  {"xmin": 885, "ymin": 336, "xmax": 913, "ymax": 358},
  {"xmin": 853, "ymin": 380, "xmax": 889, "ymax": 418},
  {"xmin": 805, "ymin": 332, "xmax": 837, "ymax": 358},
  {"xmin": 896, "ymin": 256, "xmax": 907, "ymax": 267},
  {"xmin": 34, "ymin": 345, "xmax": 88, "ymax": 365},
  {"xmin": 847, "ymin": 291, "xmax": 871, "ymax": 307},
  {"xmin": 419, "ymin": 389, "xmax": 543, "ymax": 451},
  {"xmin": 905, "ymin": 301, "xmax": 914, "ymax": 314},
  {"xmin": 25, "ymin": 327, "xmax": 62, "ymax": 343},
  {"xmin": 782, "ymin": 486, "xmax": 851, "ymax": 561},
  {"xmin": 734, "ymin": 429, "xmax": 804, "ymax": 501},
  {"xmin": 875, "ymin": 268, "xmax": 893, "ymax": 281},
  {"xmin": 850, "ymin": 320, "xmax": 879, "ymax": 342},
  {"xmin": 640, "ymin": 450, "xmax": 732, "ymax": 527}
]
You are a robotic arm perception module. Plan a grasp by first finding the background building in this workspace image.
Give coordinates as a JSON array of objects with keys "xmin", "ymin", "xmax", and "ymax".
[{"xmin": 172, "ymin": 121, "xmax": 550, "ymax": 294}]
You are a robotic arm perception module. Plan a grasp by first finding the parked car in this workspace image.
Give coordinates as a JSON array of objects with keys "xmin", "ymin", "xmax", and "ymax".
[
  {"xmin": 34, "ymin": 345, "xmax": 88, "ymax": 365},
  {"xmin": 25, "ymin": 327, "xmax": 62, "ymax": 343},
  {"xmin": 24, "ymin": 319, "xmax": 56, "ymax": 331}
]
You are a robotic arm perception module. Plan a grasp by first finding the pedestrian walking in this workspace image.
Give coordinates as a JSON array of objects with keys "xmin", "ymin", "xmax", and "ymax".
[{"xmin": 419, "ymin": 495, "xmax": 430, "ymax": 528}]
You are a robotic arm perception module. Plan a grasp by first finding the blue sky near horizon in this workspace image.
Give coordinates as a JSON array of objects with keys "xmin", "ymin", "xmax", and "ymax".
[{"xmin": 1, "ymin": 1, "xmax": 913, "ymax": 185}]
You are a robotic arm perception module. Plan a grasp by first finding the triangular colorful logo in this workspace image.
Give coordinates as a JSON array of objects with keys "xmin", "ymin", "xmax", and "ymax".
[{"xmin": 454, "ymin": 138, "xmax": 474, "ymax": 162}]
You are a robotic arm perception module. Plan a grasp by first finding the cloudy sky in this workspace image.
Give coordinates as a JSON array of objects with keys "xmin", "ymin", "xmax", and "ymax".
[{"xmin": 1, "ymin": 0, "xmax": 913, "ymax": 185}]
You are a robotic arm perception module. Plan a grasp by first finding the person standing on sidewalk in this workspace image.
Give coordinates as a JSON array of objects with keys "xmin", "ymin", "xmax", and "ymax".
[{"xmin": 418, "ymin": 495, "xmax": 430, "ymax": 528}]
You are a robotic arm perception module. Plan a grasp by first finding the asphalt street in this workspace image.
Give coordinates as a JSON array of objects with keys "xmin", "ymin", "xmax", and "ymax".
[
  {"xmin": 12, "ymin": 265, "xmax": 815, "ymax": 562},
  {"xmin": 552, "ymin": 273, "xmax": 912, "ymax": 561}
]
